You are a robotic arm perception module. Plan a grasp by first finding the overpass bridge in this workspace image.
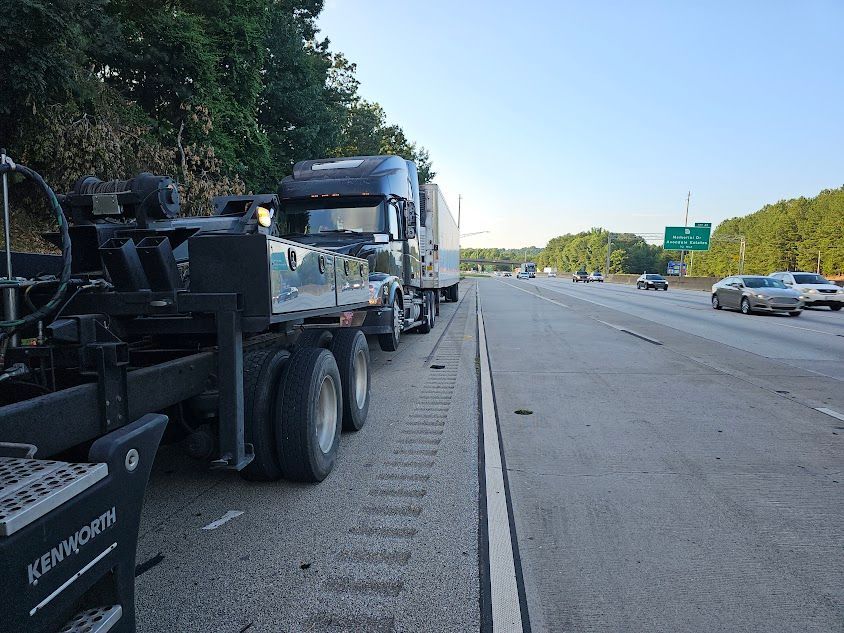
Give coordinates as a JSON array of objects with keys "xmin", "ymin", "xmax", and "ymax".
[{"xmin": 460, "ymin": 258, "xmax": 523, "ymax": 266}]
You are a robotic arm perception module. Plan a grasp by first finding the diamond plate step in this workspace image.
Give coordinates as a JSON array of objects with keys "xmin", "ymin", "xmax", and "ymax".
[
  {"xmin": 59, "ymin": 605, "xmax": 123, "ymax": 633},
  {"xmin": 0, "ymin": 457, "xmax": 108, "ymax": 536}
]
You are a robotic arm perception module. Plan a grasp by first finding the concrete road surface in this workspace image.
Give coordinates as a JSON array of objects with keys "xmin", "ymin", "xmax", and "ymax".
[
  {"xmin": 135, "ymin": 284, "xmax": 481, "ymax": 633},
  {"xmin": 482, "ymin": 278, "xmax": 843, "ymax": 632},
  {"xmin": 132, "ymin": 277, "xmax": 843, "ymax": 632}
]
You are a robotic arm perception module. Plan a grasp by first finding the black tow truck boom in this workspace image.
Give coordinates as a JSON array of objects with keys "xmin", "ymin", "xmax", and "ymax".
[{"xmin": 0, "ymin": 154, "xmax": 373, "ymax": 632}]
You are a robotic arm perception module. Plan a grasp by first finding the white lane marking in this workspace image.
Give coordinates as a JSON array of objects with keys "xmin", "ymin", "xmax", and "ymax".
[
  {"xmin": 499, "ymin": 280, "xmax": 569, "ymax": 307},
  {"xmin": 478, "ymin": 292, "xmax": 524, "ymax": 633},
  {"xmin": 767, "ymin": 321, "xmax": 844, "ymax": 337},
  {"xmin": 201, "ymin": 510, "xmax": 244, "ymax": 531},
  {"xmin": 815, "ymin": 407, "xmax": 844, "ymax": 422},
  {"xmin": 502, "ymin": 282, "xmax": 663, "ymax": 344},
  {"xmin": 595, "ymin": 319, "xmax": 624, "ymax": 330},
  {"xmin": 531, "ymin": 280, "xmax": 844, "ymax": 338}
]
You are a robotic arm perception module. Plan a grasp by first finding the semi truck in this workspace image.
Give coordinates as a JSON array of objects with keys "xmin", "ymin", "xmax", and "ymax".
[
  {"xmin": 0, "ymin": 155, "xmax": 377, "ymax": 632},
  {"xmin": 521, "ymin": 262, "xmax": 537, "ymax": 278},
  {"xmin": 278, "ymin": 156, "xmax": 460, "ymax": 351}
]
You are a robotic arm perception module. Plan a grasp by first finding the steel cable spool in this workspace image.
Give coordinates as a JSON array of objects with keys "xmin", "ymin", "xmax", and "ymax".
[{"xmin": 0, "ymin": 161, "xmax": 72, "ymax": 332}]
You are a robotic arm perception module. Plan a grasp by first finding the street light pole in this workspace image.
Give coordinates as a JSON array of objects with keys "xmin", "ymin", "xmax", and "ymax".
[
  {"xmin": 457, "ymin": 194, "xmax": 462, "ymax": 229},
  {"xmin": 679, "ymin": 191, "xmax": 690, "ymax": 278}
]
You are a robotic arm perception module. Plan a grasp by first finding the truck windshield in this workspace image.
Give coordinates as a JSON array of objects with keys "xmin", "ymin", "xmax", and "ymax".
[{"xmin": 278, "ymin": 198, "xmax": 386, "ymax": 234}]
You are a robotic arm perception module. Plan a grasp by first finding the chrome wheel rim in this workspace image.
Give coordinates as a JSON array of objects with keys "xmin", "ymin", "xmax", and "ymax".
[
  {"xmin": 741, "ymin": 300, "xmax": 749, "ymax": 314},
  {"xmin": 393, "ymin": 302, "xmax": 402, "ymax": 340},
  {"xmin": 712, "ymin": 295, "xmax": 719, "ymax": 308},
  {"xmin": 315, "ymin": 374, "xmax": 338, "ymax": 454},
  {"xmin": 353, "ymin": 349, "xmax": 368, "ymax": 408}
]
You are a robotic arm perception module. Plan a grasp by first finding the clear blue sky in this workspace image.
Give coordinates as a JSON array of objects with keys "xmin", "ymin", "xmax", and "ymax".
[{"xmin": 319, "ymin": 1, "xmax": 844, "ymax": 249}]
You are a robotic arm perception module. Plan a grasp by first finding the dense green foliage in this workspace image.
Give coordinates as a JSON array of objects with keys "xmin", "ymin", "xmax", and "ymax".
[
  {"xmin": 465, "ymin": 186, "xmax": 843, "ymax": 277},
  {"xmin": 691, "ymin": 187, "xmax": 844, "ymax": 277},
  {"xmin": 535, "ymin": 229, "xmax": 668, "ymax": 274},
  {"xmin": 460, "ymin": 247, "xmax": 542, "ymax": 271},
  {"xmin": 462, "ymin": 231, "xmax": 667, "ymax": 274},
  {"xmin": 0, "ymin": 0, "xmax": 433, "ymax": 248}
]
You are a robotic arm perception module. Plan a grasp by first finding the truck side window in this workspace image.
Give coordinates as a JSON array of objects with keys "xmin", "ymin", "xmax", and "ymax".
[{"xmin": 388, "ymin": 202, "xmax": 400, "ymax": 240}]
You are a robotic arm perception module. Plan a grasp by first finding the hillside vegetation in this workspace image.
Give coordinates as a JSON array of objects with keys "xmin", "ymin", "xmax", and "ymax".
[
  {"xmin": 465, "ymin": 187, "xmax": 843, "ymax": 277},
  {"xmin": 692, "ymin": 187, "xmax": 844, "ymax": 277},
  {"xmin": 1, "ymin": 0, "xmax": 432, "ymax": 251}
]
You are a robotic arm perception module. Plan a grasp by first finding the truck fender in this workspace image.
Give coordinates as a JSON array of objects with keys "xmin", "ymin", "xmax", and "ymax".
[{"xmin": 385, "ymin": 277, "xmax": 403, "ymax": 308}]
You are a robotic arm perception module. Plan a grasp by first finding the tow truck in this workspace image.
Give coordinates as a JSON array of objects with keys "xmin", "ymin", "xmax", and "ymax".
[{"xmin": 0, "ymin": 153, "xmax": 374, "ymax": 632}]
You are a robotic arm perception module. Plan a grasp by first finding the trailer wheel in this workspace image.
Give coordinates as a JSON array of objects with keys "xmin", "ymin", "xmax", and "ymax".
[
  {"xmin": 276, "ymin": 347, "xmax": 342, "ymax": 482},
  {"xmin": 239, "ymin": 347, "xmax": 290, "ymax": 481},
  {"xmin": 378, "ymin": 297, "xmax": 402, "ymax": 351},
  {"xmin": 331, "ymin": 329, "xmax": 370, "ymax": 431},
  {"xmin": 448, "ymin": 283, "xmax": 459, "ymax": 302},
  {"xmin": 418, "ymin": 292, "xmax": 434, "ymax": 334}
]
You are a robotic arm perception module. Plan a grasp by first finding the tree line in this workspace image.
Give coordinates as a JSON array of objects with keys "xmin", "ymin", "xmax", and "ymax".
[
  {"xmin": 459, "ymin": 247, "xmax": 542, "ymax": 271},
  {"xmin": 463, "ymin": 185, "xmax": 843, "ymax": 277},
  {"xmin": 1, "ymin": 0, "xmax": 433, "ymax": 249},
  {"xmin": 690, "ymin": 187, "xmax": 844, "ymax": 277}
]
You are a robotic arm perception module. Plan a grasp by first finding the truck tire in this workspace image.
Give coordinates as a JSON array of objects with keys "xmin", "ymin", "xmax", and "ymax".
[
  {"xmin": 240, "ymin": 346, "xmax": 290, "ymax": 481},
  {"xmin": 276, "ymin": 347, "xmax": 342, "ymax": 482},
  {"xmin": 331, "ymin": 329, "xmax": 370, "ymax": 431},
  {"xmin": 418, "ymin": 292, "xmax": 434, "ymax": 334},
  {"xmin": 378, "ymin": 297, "xmax": 402, "ymax": 351},
  {"xmin": 297, "ymin": 329, "xmax": 332, "ymax": 349}
]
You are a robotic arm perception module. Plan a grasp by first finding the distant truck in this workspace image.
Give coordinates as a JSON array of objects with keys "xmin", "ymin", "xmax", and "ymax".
[
  {"xmin": 521, "ymin": 262, "xmax": 537, "ymax": 278},
  {"xmin": 278, "ymin": 156, "xmax": 460, "ymax": 350}
]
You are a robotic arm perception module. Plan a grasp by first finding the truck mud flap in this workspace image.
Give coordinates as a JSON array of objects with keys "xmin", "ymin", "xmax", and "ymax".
[{"xmin": 0, "ymin": 414, "xmax": 167, "ymax": 633}]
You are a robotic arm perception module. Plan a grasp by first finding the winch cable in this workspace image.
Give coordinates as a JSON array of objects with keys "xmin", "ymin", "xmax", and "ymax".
[{"xmin": 0, "ymin": 161, "xmax": 72, "ymax": 331}]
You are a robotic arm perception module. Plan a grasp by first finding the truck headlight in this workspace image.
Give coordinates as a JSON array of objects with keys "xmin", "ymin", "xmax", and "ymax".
[
  {"xmin": 368, "ymin": 282, "xmax": 389, "ymax": 305},
  {"xmin": 256, "ymin": 206, "xmax": 274, "ymax": 228}
]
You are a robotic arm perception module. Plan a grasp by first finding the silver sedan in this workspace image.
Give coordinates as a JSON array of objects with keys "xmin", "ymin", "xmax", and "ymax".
[{"xmin": 711, "ymin": 275, "xmax": 803, "ymax": 316}]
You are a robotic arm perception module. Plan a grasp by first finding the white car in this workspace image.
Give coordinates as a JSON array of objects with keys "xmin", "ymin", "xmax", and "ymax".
[
  {"xmin": 517, "ymin": 271, "xmax": 530, "ymax": 279},
  {"xmin": 769, "ymin": 272, "xmax": 843, "ymax": 311},
  {"xmin": 588, "ymin": 271, "xmax": 604, "ymax": 282},
  {"xmin": 547, "ymin": 272, "xmax": 557, "ymax": 278}
]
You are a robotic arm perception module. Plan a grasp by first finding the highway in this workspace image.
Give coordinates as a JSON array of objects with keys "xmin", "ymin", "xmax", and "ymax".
[
  {"xmin": 132, "ymin": 278, "xmax": 843, "ymax": 632},
  {"xmin": 483, "ymin": 278, "xmax": 843, "ymax": 632}
]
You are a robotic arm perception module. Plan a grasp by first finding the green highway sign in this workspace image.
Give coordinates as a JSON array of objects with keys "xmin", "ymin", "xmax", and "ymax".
[
  {"xmin": 664, "ymin": 226, "xmax": 711, "ymax": 251},
  {"xmin": 694, "ymin": 222, "xmax": 711, "ymax": 228}
]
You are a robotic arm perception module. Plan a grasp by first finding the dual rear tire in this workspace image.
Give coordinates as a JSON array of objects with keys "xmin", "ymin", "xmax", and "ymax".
[{"xmin": 239, "ymin": 329, "xmax": 370, "ymax": 483}]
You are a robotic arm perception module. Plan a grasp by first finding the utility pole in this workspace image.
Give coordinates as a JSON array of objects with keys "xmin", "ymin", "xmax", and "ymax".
[
  {"xmin": 817, "ymin": 249, "xmax": 821, "ymax": 274},
  {"xmin": 605, "ymin": 231, "xmax": 612, "ymax": 275},
  {"xmin": 679, "ymin": 191, "xmax": 690, "ymax": 278}
]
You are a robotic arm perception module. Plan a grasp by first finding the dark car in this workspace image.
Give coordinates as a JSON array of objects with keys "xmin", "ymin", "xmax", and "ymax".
[
  {"xmin": 636, "ymin": 274, "xmax": 668, "ymax": 290},
  {"xmin": 711, "ymin": 275, "xmax": 803, "ymax": 316},
  {"xmin": 572, "ymin": 270, "xmax": 589, "ymax": 283}
]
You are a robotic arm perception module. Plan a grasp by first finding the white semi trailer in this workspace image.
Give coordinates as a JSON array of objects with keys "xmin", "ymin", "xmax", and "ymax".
[{"xmin": 419, "ymin": 183, "xmax": 460, "ymax": 303}]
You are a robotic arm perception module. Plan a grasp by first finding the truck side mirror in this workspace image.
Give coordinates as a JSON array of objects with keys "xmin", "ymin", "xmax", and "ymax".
[{"xmin": 404, "ymin": 201, "xmax": 417, "ymax": 239}]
